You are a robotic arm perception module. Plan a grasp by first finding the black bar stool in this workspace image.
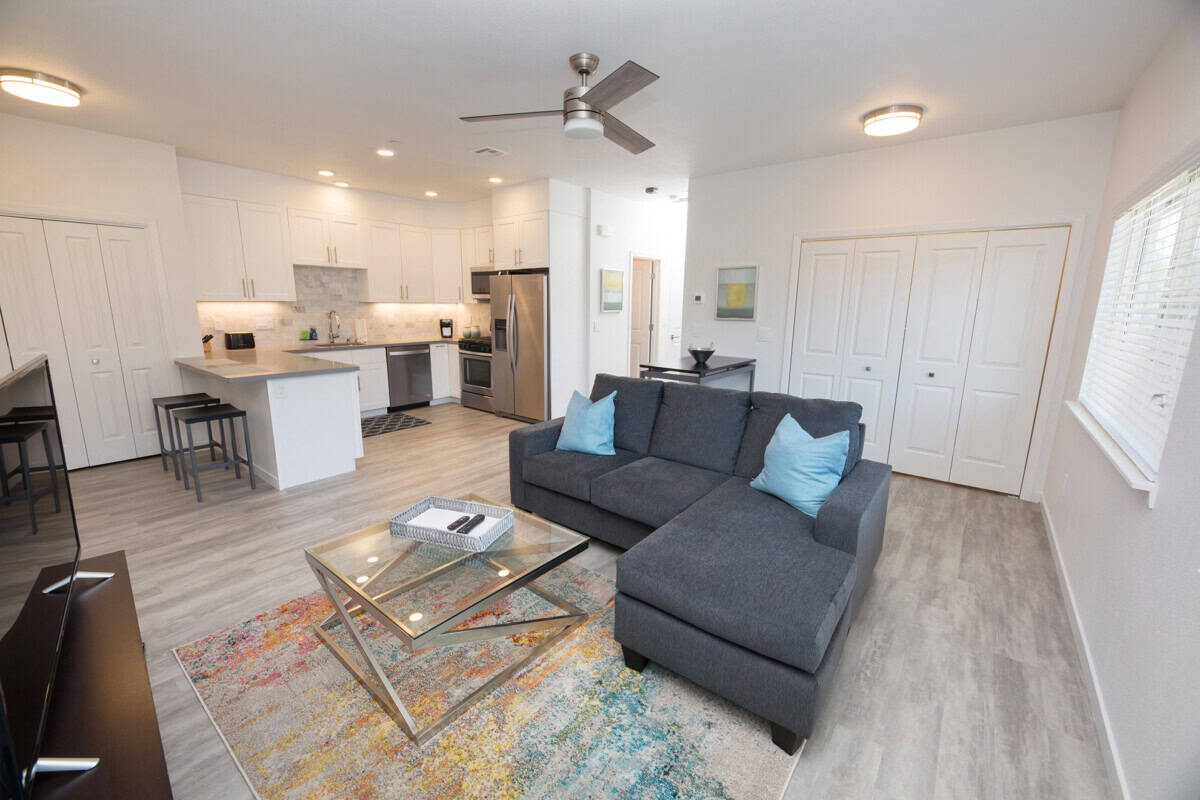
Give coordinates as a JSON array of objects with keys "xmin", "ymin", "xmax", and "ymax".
[
  {"xmin": 170, "ymin": 403, "xmax": 256, "ymax": 503},
  {"xmin": 0, "ymin": 422, "xmax": 61, "ymax": 534},
  {"xmin": 152, "ymin": 393, "xmax": 221, "ymax": 480}
]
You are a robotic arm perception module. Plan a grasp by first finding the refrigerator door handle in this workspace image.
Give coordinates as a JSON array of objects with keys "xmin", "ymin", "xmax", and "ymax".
[{"xmin": 511, "ymin": 298, "xmax": 518, "ymax": 375}]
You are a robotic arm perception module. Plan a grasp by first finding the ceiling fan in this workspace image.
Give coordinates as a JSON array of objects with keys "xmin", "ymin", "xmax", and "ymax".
[{"xmin": 460, "ymin": 53, "xmax": 659, "ymax": 154}]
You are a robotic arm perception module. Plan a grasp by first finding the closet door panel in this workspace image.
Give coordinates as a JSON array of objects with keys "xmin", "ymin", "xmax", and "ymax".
[
  {"xmin": 0, "ymin": 216, "xmax": 88, "ymax": 467},
  {"xmin": 840, "ymin": 236, "xmax": 915, "ymax": 461},
  {"xmin": 98, "ymin": 225, "xmax": 173, "ymax": 458},
  {"xmin": 950, "ymin": 226, "xmax": 1069, "ymax": 493},
  {"xmin": 43, "ymin": 221, "xmax": 137, "ymax": 465},
  {"xmin": 788, "ymin": 239, "xmax": 853, "ymax": 399},
  {"xmin": 889, "ymin": 232, "xmax": 988, "ymax": 480}
]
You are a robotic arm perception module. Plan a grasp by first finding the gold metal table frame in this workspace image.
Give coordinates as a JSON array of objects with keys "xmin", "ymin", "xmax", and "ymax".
[{"xmin": 304, "ymin": 506, "xmax": 589, "ymax": 746}]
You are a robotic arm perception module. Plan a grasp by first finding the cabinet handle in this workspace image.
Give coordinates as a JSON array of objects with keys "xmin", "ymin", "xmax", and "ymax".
[
  {"xmin": 334, "ymin": 246, "xmax": 339, "ymax": 264},
  {"xmin": 327, "ymin": 245, "xmax": 332, "ymax": 263},
  {"xmin": 927, "ymin": 371, "xmax": 935, "ymax": 378},
  {"xmin": 242, "ymin": 278, "xmax": 247, "ymax": 297},
  {"xmin": 251, "ymin": 278, "xmax": 256, "ymax": 296},
  {"xmin": 489, "ymin": 247, "xmax": 493, "ymax": 264},
  {"xmin": 513, "ymin": 248, "xmax": 518, "ymax": 264},
  {"xmin": 519, "ymin": 247, "xmax": 523, "ymax": 264},
  {"xmin": 91, "ymin": 358, "xmax": 100, "ymax": 365}
]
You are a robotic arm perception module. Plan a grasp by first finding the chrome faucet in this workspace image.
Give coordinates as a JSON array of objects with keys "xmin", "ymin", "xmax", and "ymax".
[{"xmin": 328, "ymin": 310, "xmax": 341, "ymax": 343}]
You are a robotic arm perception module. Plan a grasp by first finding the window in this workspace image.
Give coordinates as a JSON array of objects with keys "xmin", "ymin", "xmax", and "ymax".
[{"xmin": 1079, "ymin": 160, "xmax": 1200, "ymax": 480}]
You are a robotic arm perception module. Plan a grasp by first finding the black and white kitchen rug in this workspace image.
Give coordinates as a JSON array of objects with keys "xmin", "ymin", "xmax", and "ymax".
[{"xmin": 361, "ymin": 412, "xmax": 431, "ymax": 438}]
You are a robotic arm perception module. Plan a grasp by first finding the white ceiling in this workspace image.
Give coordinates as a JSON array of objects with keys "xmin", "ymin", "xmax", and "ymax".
[{"xmin": 0, "ymin": 0, "xmax": 1188, "ymax": 202}]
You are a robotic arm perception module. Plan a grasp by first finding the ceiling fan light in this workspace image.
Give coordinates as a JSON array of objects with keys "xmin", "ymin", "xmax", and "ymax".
[
  {"xmin": 862, "ymin": 104, "xmax": 923, "ymax": 137},
  {"xmin": 564, "ymin": 116, "xmax": 603, "ymax": 140},
  {"xmin": 0, "ymin": 68, "xmax": 82, "ymax": 107}
]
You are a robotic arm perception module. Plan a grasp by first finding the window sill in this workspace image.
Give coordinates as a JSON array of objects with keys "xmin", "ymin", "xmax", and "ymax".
[{"xmin": 1064, "ymin": 400, "xmax": 1158, "ymax": 509}]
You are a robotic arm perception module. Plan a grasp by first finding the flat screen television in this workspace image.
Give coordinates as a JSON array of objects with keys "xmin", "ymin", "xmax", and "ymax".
[{"xmin": 0, "ymin": 356, "xmax": 80, "ymax": 800}]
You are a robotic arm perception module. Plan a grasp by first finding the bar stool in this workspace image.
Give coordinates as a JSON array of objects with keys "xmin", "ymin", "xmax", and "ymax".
[
  {"xmin": 171, "ymin": 403, "xmax": 256, "ymax": 503},
  {"xmin": 0, "ymin": 422, "xmax": 61, "ymax": 534},
  {"xmin": 152, "ymin": 393, "xmax": 221, "ymax": 480}
]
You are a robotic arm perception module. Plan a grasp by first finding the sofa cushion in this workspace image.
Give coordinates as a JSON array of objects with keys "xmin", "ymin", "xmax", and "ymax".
[
  {"xmin": 648, "ymin": 382, "xmax": 751, "ymax": 474},
  {"xmin": 591, "ymin": 374, "xmax": 663, "ymax": 455},
  {"xmin": 734, "ymin": 392, "xmax": 863, "ymax": 480},
  {"xmin": 591, "ymin": 456, "xmax": 729, "ymax": 528},
  {"xmin": 616, "ymin": 477, "xmax": 856, "ymax": 673},
  {"xmin": 557, "ymin": 389, "xmax": 617, "ymax": 455},
  {"xmin": 522, "ymin": 447, "xmax": 641, "ymax": 502}
]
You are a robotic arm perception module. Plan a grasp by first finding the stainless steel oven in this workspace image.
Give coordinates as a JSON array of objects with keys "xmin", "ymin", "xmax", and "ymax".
[{"xmin": 459, "ymin": 343, "xmax": 493, "ymax": 413}]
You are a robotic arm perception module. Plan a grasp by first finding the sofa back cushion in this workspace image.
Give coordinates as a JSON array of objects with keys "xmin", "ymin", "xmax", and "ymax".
[
  {"xmin": 590, "ymin": 374, "xmax": 663, "ymax": 455},
  {"xmin": 648, "ymin": 381, "xmax": 751, "ymax": 474},
  {"xmin": 734, "ymin": 392, "xmax": 863, "ymax": 479}
]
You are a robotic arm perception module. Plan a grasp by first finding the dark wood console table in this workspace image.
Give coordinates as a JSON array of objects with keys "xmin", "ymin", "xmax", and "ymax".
[
  {"xmin": 34, "ymin": 550, "xmax": 173, "ymax": 799},
  {"xmin": 639, "ymin": 355, "xmax": 757, "ymax": 390}
]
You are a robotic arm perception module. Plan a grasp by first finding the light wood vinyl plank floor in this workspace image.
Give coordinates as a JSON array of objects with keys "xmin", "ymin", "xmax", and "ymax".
[{"xmin": 66, "ymin": 402, "xmax": 1112, "ymax": 800}]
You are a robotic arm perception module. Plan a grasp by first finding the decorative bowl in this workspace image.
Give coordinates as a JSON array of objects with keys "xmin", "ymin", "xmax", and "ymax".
[{"xmin": 688, "ymin": 346, "xmax": 715, "ymax": 366}]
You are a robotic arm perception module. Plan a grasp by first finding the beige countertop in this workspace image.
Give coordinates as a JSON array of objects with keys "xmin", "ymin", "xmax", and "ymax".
[
  {"xmin": 175, "ymin": 348, "xmax": 358, "ymax": 382},
  {"xmin": 285, "ymin": 337, "xmax": 456, "ymax": 353}
]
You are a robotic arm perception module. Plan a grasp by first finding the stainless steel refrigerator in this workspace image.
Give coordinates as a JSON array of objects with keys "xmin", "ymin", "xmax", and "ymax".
[{"xmin": 490, "ymin": 271, "xmax": 548, "ymax": 421}]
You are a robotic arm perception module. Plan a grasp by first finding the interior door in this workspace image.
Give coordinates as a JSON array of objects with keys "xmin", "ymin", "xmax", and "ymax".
[
  {"xmin": 328, "ymin": 216, "xmax": 364, "ymax": 267},
  {"xmin": 238, "ymin": 201, "xmax": 294, "ymax": 300},
  {"xmin": 364, "ymin": 220, "xmax": 402, "ymax": 301},
  {"xmin": 183, "ymin": 194, "xmax": 247, "ymax": 300},
  {"xmin": 630, "ymin": 258, "xmax": 655, "ymax": 376},
  {"xmin": 788, "ymin": 239, "xmax": 854, "ymax": 398},
  {"xmin": 287, "ymin": 208, "xmax": 331, "ymax": 265},
  {"xmin": 400, "ymin": 227, "xmax": 435, "ymax": 301},
  {"xmin": 97, "ymin": 225, "xmax": 173, "ymax": 458},
  {"xmin": 0, "ymin": 216, "xmax": 88, "ymax": 467},
  {"xmin": 516, "ymin": 213, "xmax": 548, "ymax": 267},
  {"xmin": 840, "ymin": 236, "xmax": 916, "ymax": 461},
  {"xmin": 949, "ymin": 227, "xmax": 1070, "ymax": 493},
  {"xmin": 512, "ymin": 272, "xmax": 548, "ymax": 421},
  {"xmin": 43, "ymin": 220, "xmax": 137, "ymax": 465},
  {"xmin": 889, "ymin": 232, "xmax": 989, "ymax": 480},
  {"xmin": 493, "ymin": 219, "xmax": 517, "ymax": 267}
]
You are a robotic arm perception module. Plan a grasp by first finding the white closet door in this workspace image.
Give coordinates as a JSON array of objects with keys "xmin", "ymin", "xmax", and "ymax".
[
  {"xmin": 238, "ymin": 202, "xmax": 295, "ymax": 300},
  {"xmin": 890, "ymin": 232, "xmax": 988, "ymax": 480},
  {"xmin": 0, "ymin": 216, "xmax": 88, "ymax": 467},
  {"xmin": 43, "ymin": 221, "xmax": 137, "ymax": 465},
  {"xmin": 950, "ymin": 227, "xmax": 1069, "ymax": 493},
  {"xmin": 97, "ymin": 225, "xmax": 173, "ymax": 459},
  {"xmin": 788, "ymin": 239, "xmax": 854, "ymax": 399},
  {"xmin": 840, "ymin": 236, "xmax": 916, "ymax": 461}
]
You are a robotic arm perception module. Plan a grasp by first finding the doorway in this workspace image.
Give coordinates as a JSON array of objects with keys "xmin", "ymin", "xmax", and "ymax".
[{"xmin": 629, "ymin": 257, "xmax": 660, "ymax": 377}]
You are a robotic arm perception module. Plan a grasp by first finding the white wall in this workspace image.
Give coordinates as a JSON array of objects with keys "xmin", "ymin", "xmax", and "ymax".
[
  {"xmin": 1041, "ymin": 7, "xmax": 1200, "ymax": 799},
  {"xmin": 586, "ymin": 190, "xmax": 688, "ymax": 381},
  {"xmin": 0, "ymin": 112, "xmax": 201, "ymax": 359},
  {"xmin": 682, "ymin": 111, "xmax": 1118, "ymax": 498}
]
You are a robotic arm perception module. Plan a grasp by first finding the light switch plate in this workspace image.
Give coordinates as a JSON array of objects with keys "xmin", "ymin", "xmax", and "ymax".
[{"xmin": 691, "ymin": 292, "xmax": 706, "ymax": 304}]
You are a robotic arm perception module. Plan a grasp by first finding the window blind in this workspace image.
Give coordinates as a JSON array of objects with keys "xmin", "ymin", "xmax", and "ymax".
[{"xmin": 1079, "ymin": 161, "xmax": 1200, "ymax": 480}]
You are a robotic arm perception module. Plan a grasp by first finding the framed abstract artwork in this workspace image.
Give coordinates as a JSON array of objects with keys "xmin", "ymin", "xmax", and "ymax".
[
  {"xmin": 716, "ymin": 266, "xmax": 757, "ymax": 320},
  {"xmin": 600, "ymin": 268, "xmax": 624, "ymax": 312}
]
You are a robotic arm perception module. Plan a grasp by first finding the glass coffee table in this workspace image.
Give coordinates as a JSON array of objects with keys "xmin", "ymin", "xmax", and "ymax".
[{"xmin": 304, "ymin": 494, "xmax": 589, "ymax": 744}]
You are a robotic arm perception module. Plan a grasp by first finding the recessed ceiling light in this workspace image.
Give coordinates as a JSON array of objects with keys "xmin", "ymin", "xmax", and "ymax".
[
  {"xmin": 488, "ymin": 177, "xmax": 503, "ymax": 184},
  {"xmin": 0, "ymin": 68, "xmax": 82, "ymax": 107},
  {"xmin": 862, "ymin": 104, "xmax": 924, "ymax": 137},
  {"xmin": 424, "ymin": 191, "xmax": 438, "ymax": 198},
  {"xmin": 334, "ymin": 181, "xmax": 350, "ymax": 188},
  {"xmin": 317, "ymin": 169, "xmax": 335, "ymax": 177},
  {"xmin": 376, "ymin": 148, "xmax": 395, "ymax": 157}
]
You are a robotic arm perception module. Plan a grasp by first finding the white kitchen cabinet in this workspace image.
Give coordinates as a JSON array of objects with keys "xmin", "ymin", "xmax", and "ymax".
[
  {"xmin": 287, "ymin": 209, "xmax": 363, "ymax": 268},
  {"xmin": 237, "ymin": 201, "xmax": 294, "ymax": 300},
  {"xmin": 329, "ymin": 216, "xmax": 365, "ymax": 267},
  {"xmin": 184, "ymin": 195, "xmax": 248, "ymax": 300},
  {"xmin": 430, "ymin": 343, "xmax": 451, "ymax": 399},
  {"xmin": 474, "ymin": 225, "xmax": 494, "ymax": 267},
  {"xmin": 356, "ymin": 348, "xmax": 390, "ymax": 412},
  {"xmin": 364, "ymin": 220, "xmax": 403, "ymax": 301},
  {"xmin": 0, "ymin": 312, "xmax": 11, "ymax": 379},
  {"xmin": 516, "ymin": 212, "xmax": 548, "ymax": 268},
  {"xmin": 400, "ymin": 226, "xmax": 435, "ymax": 302},
  {"xmin": 431, "ymin": 228, "xmax": 464, "ymax": 302},
  {"xmin": 449, "ymin": 344, "xmax": 461, "ymax": 398},
  {"xmin": 493, "ymin": 218, "xmax": 517, "ymax": 267}
]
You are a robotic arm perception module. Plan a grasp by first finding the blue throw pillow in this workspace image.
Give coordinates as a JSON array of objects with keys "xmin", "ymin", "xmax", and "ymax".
[
  {"xmin": 556, "ymin": 390, "xmax": 617, "ymax": 455},
  {"xmin": 750, "ymin": 413, "xmax": 848, "ymax": 518}
]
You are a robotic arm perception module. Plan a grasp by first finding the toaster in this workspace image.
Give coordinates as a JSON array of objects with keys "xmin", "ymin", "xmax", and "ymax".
[{"xmin": 224, "ymin": 331, "xmax": 256, "ymax": 350}]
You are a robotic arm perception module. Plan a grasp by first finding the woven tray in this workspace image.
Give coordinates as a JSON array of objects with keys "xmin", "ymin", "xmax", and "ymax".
[{"xmin": 388, "ymin": 496, "xmax": 514, "ymax": 552}]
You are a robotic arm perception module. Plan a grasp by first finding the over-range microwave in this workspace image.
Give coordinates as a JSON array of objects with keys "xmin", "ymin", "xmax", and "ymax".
[{"xmin": 470, "ymin": 269, "xmax": 502, "ymax": 299}]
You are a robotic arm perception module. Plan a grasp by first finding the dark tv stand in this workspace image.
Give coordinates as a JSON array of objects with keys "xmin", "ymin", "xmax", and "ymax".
[{"xmin": 33, "ymin": 551, "xmax": 173, "ymax": 799}]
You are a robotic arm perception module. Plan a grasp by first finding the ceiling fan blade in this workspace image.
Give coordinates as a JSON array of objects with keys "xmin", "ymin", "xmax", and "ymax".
[
  {"xmin": 583, "ymin": 61, "xmax": 659, "ymax": 111},
  {"xmin": 603, "ymin": 113, "xmax": 655, "ymax": 154},
  {"xmin": 459, "ymin": 110, "xmax": 561, "ymax": 122}
]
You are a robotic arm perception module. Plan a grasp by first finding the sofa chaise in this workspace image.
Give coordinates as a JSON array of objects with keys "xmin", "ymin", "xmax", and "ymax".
[{"xmin": 508, "ymin": 373, "xmax": 890, "ymax": 753}]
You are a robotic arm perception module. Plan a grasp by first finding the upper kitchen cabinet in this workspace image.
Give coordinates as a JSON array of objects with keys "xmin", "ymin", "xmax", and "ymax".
[
  {"xmin": 431, "ymin": 228, "xmax": 464, "ymax": 302},
  {"xmin": 474, "ymin": 225, "xmax": 494, "ymax": 268},
  {"xmin": 400, "ymin": 226, "xmax": 435, "ymax": 302},
  {"xmin": 363, "ymin": 220, "xmax": 403, "ymax": 302},
  {"xmin": 516, "ymin": 212, "xmax": 548, "ymax": 268},
  {"xmin": 287, "ymin": 208, "xmax": 364, "ymax": 267},
  {"xmin": 185, "ymin": 194, "xmax": 294, "ymax": 301},
  {"xmin": 493, "ymin": 218, "xmax": 517, "ymax": 267}
]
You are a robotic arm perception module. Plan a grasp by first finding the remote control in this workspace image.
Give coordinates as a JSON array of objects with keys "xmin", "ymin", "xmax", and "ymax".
[
  {"xmin": 457, "ymin": 514, "xmax": 487, "ymax": 535},
  {"xmin": 447, "ymin": 515, "xmax": 471, "ymax": 531}
]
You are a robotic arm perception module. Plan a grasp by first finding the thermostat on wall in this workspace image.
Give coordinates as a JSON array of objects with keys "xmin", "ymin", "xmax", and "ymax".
[{"xmin": 692, "ymin": 291, "xmax": 706, "ymax": 304}]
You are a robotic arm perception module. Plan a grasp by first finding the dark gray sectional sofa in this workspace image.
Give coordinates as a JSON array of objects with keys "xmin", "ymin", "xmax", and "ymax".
[{"xmin": 509, "ymin": 373, "xmax": 891, "ymax": 753}]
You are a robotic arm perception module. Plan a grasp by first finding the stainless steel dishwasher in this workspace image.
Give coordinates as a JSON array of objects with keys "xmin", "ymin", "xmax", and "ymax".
[{"xmin": 386, "ymin": 345, "xmax": 433, "ymax": 408}]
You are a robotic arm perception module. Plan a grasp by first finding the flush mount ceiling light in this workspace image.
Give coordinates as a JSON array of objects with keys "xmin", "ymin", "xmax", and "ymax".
[
  {"xmin": 488, "ymin": 177, "xmax": 503, "ymax": 184},
  {"xmin": 376, "ymin": 148, "xmax": 394, "ymax": 157},
  {"xmin": 563, "ymin": 114, "xmax": 604, "ymax": 140},
  {"xmin": 861, "ymin": 104, "xmax": 924, "ymax": 136},
  {"xmin": 334, "ymin": 181, "xmax": 349, "ymax": 188},
  {"xmin": 317, "ymin": 169, "xmax": 335, "ymax": 177},
  {"xmin": 0, "ymin": 68, "xmax": 83, "ymax": 107},
  {"xmin": 424, "ymin": 190, "xmax": 438, "ymax": 198}
]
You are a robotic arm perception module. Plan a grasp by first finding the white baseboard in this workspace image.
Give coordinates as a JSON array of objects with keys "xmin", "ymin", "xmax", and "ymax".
[{"xmin": 1040, "ymin": 501, "xmax": 1129, "ymax": 800}]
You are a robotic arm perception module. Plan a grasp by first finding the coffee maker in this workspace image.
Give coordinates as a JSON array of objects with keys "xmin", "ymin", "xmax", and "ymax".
[{"xmin": 439, "ymin": 319, "xmax": 454, "ymax": 338}]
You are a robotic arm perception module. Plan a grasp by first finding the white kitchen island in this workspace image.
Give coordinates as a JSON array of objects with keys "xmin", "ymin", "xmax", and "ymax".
[{"xmin": 176, "ymin": 349, "xmax": 362, "ymax": 489}]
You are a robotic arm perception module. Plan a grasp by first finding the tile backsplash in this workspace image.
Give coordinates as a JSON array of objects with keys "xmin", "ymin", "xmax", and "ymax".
[{"xmin": 197, "ymin": 266, "xmax": 491, "ymax": 347}]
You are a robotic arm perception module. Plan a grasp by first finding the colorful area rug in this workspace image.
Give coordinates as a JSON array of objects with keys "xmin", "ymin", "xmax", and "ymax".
[
  {"xmin": 175, "ymin": 563, "xmax": 800, "ymax": 800},
  {"xmin": 360, "ymin": 411, "xmax": 430, "ymax": 438}
]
